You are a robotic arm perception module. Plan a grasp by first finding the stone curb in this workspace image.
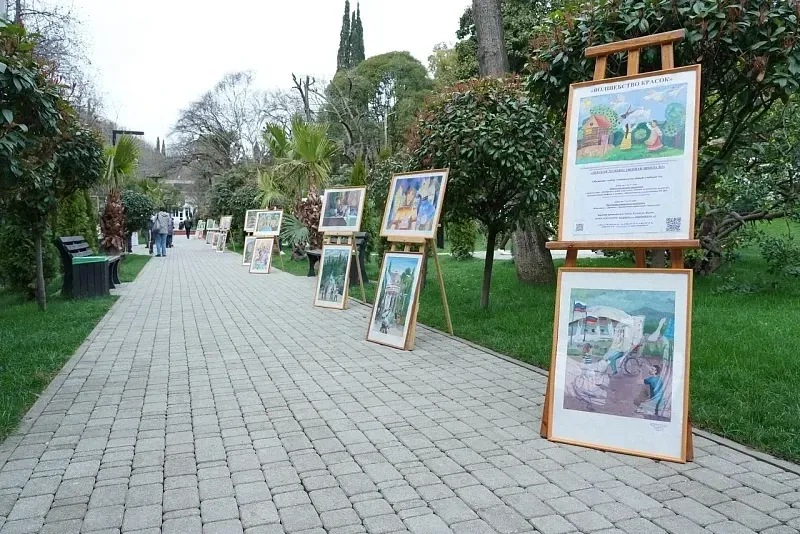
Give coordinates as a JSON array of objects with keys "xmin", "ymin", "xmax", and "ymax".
[{"xmin": 348, "ymin": 296, "xmax": 800, "ymax": 476}]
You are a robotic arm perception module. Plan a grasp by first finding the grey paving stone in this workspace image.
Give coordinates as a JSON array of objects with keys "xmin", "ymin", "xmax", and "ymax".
[
  {"xmin": 279, "ymin": 504, "xmax": 322, "ymax": 532},
  {"xmin": 203, "ymin": 519, "xmax": 244, "ymax": 534},
  {"xmin": 712, "ymin": 500, "xmax": 781, "ymax": 531},
  {"xmin": 7, "ymin": 494, "xmax": 53, "ymax": 520},
  {"xmin": 403, "ymin": 513, "xmax": 452, "ymax": 533},
  {"xmin": 201, "ymin": 497, "xmax": 239, "ymax": 523},
  {"xmin": 82, "ymin": 504, "xmax": 125, "ymax": 530},
  {"xmin": 529, "ymin": 514, "xmax": 578, "ymax": 534},
  {"xmin": 163, "ymin": 514, "xmax": 203, "ymax": 534},
  {"xmin": 240, "ymin": 501, "xmax": 279, "ymax": 528},
  {"xmin": 477, "ymin": 505, "xmax": 532, "ymax": 533},
  {"xmin": 430, "ymin": 497, "xmax": 478, "ymax": 524},
  {"xmin": 321, "ymin": 508, "xmax": 361, "ymax": 529},
  {"xmin": 122, "ymin": 503, "xmax": 162, "ymax": 530},
  {"xmin": 163, "ymin": 486, "xmax": 199, "ymax": 512}
]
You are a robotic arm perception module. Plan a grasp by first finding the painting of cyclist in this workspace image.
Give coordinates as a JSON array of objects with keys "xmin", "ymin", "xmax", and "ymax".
[{"xmin": 603, "ymin": 322, "xmax": 633, "ymax": 376}]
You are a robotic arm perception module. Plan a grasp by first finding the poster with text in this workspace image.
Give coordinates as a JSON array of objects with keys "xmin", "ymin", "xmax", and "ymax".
[
  {"xmin": 548, "ymin": 269, "xmax": 692, "ymax": 462},
  {"xmin": 560, "ymin": 66, "xmax": 700, "ymax": 242}
]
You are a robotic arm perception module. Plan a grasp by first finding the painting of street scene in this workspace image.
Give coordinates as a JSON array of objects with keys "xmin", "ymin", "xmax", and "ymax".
[
  {"xmin": 575, "ymin": 82, "xmax": 688, "ymax": 164},
  {"xmin": 249, "ymin": 238, "xmax": 274, "ymax": 274},
  {"xmin": 319, "ymin": 188, "xmax": 365, "ymax": 233},
  {"xmin": 219, "ymin": 216, "xmax": 232, "ymax": 232},
  {"xmin": 242, "ymin": 236, "xmax": 256, "ymax": 266},
  {"xmin": 561, "ymin": 288, "xmax": 677, "ymax": 422},
  {"xmin": 381, "ymin": 171, "xmax": 447, "ymax": 239},
  {"xmin": 314, "ymin": 245, "xmax": 352, "ymax": 309},
  {"xmin": 254, "ymin": 210, "xmax": 283, "ymax": 237},
  {"xmin": 216, "ymin": 232, "xmax": 227, "ymax": 252},
  {"xmin": 367, "ymin": 253, "xmax": 423, "ymax": 349}
]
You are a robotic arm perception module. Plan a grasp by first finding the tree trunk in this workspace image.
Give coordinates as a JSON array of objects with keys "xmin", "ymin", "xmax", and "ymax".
[
  {"xmin": 14, "ymin": 0, "xmax": 21, "ymax": 23},
  {"xmin": 472, "ymin": 0, "xmax": 509, "ymax": 76},
  {"xmin": 513, "ymin": 218, "xmax": 555, "ymax": 284},
  {"xmin": 34, "ymin": 230, "xmax": 47, "ymax": 311},
  {"xmin": 480, "ymin": 228, "xmax": 498, "ymax": 309}
]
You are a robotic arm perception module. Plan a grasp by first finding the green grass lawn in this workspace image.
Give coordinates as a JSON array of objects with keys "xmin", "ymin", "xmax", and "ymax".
[
  {"xmin": 0, "ymin": 254, "xmax": 151, "ymax": 442},
  {"xmin": 119, "ymin": 255, "xmax": 151, "ymax": 282},
  {"xmin": 282, "ymin": 223, "xmax": 800, "ymax": 462}
]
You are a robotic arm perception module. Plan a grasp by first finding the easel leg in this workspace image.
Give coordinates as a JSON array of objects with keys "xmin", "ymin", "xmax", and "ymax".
[
  {"xmin": 540, "ymin": 372, "xmax": 553, "ymax": 438},
  {"xmin": 276, "ymin": 241, "xmax": 285, "ymax": 270},
  {"xmin": 355, "ymin": 248, "xmax": 367, "ymax": 303},
  {"xmin": 430, "ymin": 240, "xmax": 454, "ymax": 335}
]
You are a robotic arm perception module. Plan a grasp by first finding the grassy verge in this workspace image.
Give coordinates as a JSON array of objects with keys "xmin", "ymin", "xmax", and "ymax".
[
  {"xmin": 281, "ymin": 226, "xmax": 800, "ymax": 462},
  {"xmin": 119, "ymin": 255, "xmax": 151, "ymax": 282},
  {"xmin": 0, "ymin": 284, "xmax": 115, "ymax": 441}
]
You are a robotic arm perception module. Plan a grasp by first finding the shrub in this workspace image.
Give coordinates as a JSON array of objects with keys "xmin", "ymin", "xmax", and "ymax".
[
  {"xmin": 53, "ymin": 190, "xmax": 96, "ymax": 252},
  {"xmin": 0, "ymin": 223, "xmax": 59, "ymax": 298},
  {"xmin": 760, "ymin": 235, "xmax": 800, "ymax": 277},
  {"xmin": 121, "ymin": 190, "xmax": 155, "ymax": 235},
  {"xmin": 448, "ymin": 219, "xmax": 477, "ymax": 260}
]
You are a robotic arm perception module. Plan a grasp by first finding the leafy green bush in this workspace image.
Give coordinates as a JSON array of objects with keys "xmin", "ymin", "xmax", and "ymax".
[
  {"xmin": 121, "ymin": 190, "xmax": 155, "ymax": 236},
  {"xmin": 448, "ymin": 219, "xmax": 477, "ymax": 260},
  {"xmin": 53, "ymin": 190, "xmax": 97, "ymax": 252},
  {"xmin": 0, "ymin": 223, "xmax": 59, "ymax": 298},
  {"xmin": 82, "ymin": 190, "xmax": 99, "ymax": 250},
  {"xmin": 760, "ymin": 235, "xmax": 800, "ymax": 277}
]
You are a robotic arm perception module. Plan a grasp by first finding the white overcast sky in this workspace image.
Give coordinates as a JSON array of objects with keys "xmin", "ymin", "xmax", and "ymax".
[{"xmin": 72, "ymin": 0, "xmax": 471, "ymax": 145}]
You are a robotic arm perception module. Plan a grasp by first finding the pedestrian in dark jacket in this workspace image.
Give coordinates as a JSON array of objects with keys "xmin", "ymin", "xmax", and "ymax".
[
  {"xmin": 167, "ymin": 215, "xmax": 174, "ymax": 248},
  {"xmin": 184, "ymin": 218, "xmax": 192, "ymax": 238}
]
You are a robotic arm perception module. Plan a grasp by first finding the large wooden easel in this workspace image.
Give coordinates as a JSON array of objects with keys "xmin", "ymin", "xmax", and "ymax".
[
  {"xmin": 321, "ymin": 232, "xmax": 366, "ymax": 307},
  {"xmin": 539, "ymin": 30, "xmax": 699, "ymax": 461},
  {"xmin": 386, "ymin": 236, "xmax": 454, "ymax": 350}
]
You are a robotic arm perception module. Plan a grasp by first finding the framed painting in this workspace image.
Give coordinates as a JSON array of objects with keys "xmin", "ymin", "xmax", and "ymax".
[
  {"xmin": 558, "ymin": 65, "xmax": 701, "ymax": 242},
  {"xmin": 547, "ymin": 268, "xmax": 692, "ymax": 462},
  {"xmin": 249, "ymin": 238, "xmax": 274, "ymax": 274},
  {"xmin": 219, "ymin": 216, "xmax": 233, "ymax": 232},
  {"xmin": 210, "ymin": 232, "xmax": 219, "ymax": 247},
  {"xmin": 216, "ymin": 232, "xmax": 227, "ymax": 252},
  {"xmin": 366, "ymin": 252, "xmax": 424, "ymax": 350},
  {"xmin": 313, "ymin": 245, "xmax": 353, "ymax": 310},
  {"xmin": 244, "ymin": 210, "xmax": 261, "ymax": 233},
  {"xmin": 380, "ymin": 170, "xmax": 449, "ymax": 240},
  {"xmin": 206, "ymin": 219, "xmax": 217, "ymax": 231},
  {"xmin": 319, "ymin": 187, "xmax": 366, "ymax": 233},
  {"xmin": 242, "ymin": 236, "xmax": 257, "ymax": 266},
  {"xmin": 195, "ymin": 220, "xmax": 206, "ymax": 239},
  {"xmin": 205, "ymin": 231, "xmax": 213, "ymax": 245},
  {"xmin": 254, "ymin": 210, "xmax": 283, "ymax": 237}
]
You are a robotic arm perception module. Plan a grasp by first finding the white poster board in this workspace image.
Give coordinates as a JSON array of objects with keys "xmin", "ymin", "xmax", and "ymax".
[{"xmin": 559, "ymin": 66, "xmax": 700, "ymax": 242}]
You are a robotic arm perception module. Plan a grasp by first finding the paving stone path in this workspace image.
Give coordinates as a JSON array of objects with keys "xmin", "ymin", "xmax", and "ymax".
[{"xmin": 1, "ymin": 238, "xmax": 799, "ymax": 534}]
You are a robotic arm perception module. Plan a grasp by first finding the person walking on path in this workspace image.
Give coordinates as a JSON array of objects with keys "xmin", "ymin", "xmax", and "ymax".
[
  {"xmin": 153, "ymin": 208, "xmax": 171, "ymax": 257},
  {"xmin": 147, "ymin": 215, "xmax": 155, "ymax": 255},
  {"xmin": 184, "ymin": 218, "xmax": 192, "ymax": 239},
  {"xmin": 167, "ymin": 215, "xmax": 175, "ymax": 248}
]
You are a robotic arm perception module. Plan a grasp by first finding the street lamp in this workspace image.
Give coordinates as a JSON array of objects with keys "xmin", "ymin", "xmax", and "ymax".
[{"xmin": 112, "ymin": 129, "xmax": 144, "ymax": 146}]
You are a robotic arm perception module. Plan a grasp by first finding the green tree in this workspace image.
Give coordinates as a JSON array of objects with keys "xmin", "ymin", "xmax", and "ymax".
[
  {"xmin": 408, "ymin": 77, "xmax": 560, "ymax": 308},
  {"xmin": 351, "ymin": 3, "xmax": 365, "ymax": 66},
  {"xmin": 0, "ymin": 20, "xmax": 105, "ymax": 309},
  {"xmin": 428, "ymin": 43, "xmax": 460, "ymax": 89},
  {"xmin": 100, "ymin": 135, "xmax": 139, "ymax": 254},
  {"xmin": 528, "ymin": 0, "xmax": 800, "ymax": 271},
  {"xmin": 337, "ymin": 0, "xmax": 352, "ymax": 71}
]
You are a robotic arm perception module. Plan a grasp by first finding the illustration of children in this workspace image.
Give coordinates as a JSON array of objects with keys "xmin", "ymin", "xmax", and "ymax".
[
  {"xmin": 620, "ymin": 124, "xmax": 632, "ymax": 150},
  {"xmin": 635, "ymin": 365, "xmax": 665, "ymax": 417},
  {"xmin": 645, "ymin": 120, "xmax": 664, "ymax": 151},
  {"xmin": 602, "ymin": 326, "xmax": 629, "ymax": 376}
]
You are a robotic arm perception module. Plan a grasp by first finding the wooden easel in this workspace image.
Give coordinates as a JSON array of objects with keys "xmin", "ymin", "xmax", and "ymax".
[
  {"xmin": 386, "ymin": 236, "xmax": 454, "ymax": 350},
  {"xmin": 321, "ymin": 232, "xmax": 366, "ymax": 307},
  {"xmin": 539, "ymin": 29, "xmax": 698, "ymax": 462}
]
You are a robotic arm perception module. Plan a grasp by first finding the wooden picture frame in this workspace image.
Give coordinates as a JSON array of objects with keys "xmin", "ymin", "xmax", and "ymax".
[
  {"xmin": 216, "ymin": 232, "xmax": 227, "ymax": 252},
  {"xmin": 366, "ymin": 252, "xmax": 425, "ymax": 350},
  {"xmin": 249, "ymin": 238, "xmax": 274, "ymax": 274},
  {"xmin": 210, "ymin": 231, "xmax": 219, "ymax": 248},
  {"xmin": 380, "ymin": 169, "xmax": 449, "ymax": 241},
  {"xmin": 546, "ymin": 268, "xmax": 693, "ymax": 463},
  {"xmin": 244, "ymin": 210, "xmax": 261, "ymax": 233},
  {"xmin": 319, "ymin": 187, "xmax": 367, "ymax": 233},
  {"xmin": 242, "ymin": 236, "xmax": 257, "ymax": 266},
  {"xmin": 219, "ymin": 216, "xmax": 233, "ymax": 232},
  {"xmin": 313, "ymin": 244, "xmax": 353, "ymax": 310},
  {"xmin": 557, "ymin": 65, "xmax": 701, "ymax": 243},
  {"xmin": 254, "ymin": 210, "xmax": 284, "ymax": 237}
]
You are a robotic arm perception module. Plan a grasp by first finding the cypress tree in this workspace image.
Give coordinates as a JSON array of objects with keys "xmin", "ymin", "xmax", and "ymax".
[
  {"xmin": 351, "ymin": 3, "xmax": 365, "ymax": 65},
  {"xmin": 336, "ymin": 0, "xmax": 351, "ymax": 71},
  {"xmin": 348, "ymin": 10, "xmax": 358, "ymax": 68}
]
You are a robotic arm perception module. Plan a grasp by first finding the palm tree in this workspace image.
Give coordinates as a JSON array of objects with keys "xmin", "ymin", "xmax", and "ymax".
[
  {"xmin": 100, "ymin": 136, "xmax": 140, "ymax": 253},
  {"xmin": 254, "ymin": 168, "xmax": 286, "ymax": 210},
  {"xmin": 281, "ymin": 117, "xmax": 339, "ymax": 201}
]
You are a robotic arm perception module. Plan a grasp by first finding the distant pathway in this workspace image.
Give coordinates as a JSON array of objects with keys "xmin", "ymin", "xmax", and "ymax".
[{"xmin": 0, "ymin": 238, "xmax": 799, "ymax": 534}]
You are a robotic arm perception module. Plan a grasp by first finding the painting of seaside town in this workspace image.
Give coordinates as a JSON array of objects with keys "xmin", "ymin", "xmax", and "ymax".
[
  {"xmin": 561, "ymin": 288, "xmax": 677, "ymax": 422},
  {"xmin": 575, "ymin": 83, "xmax": 688, "ymax": 164}
]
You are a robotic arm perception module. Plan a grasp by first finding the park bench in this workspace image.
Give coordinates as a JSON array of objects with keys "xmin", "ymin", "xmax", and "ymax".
[{"xmin": 56, "ymin": 236, "xmax": 122, "ymax": 298}]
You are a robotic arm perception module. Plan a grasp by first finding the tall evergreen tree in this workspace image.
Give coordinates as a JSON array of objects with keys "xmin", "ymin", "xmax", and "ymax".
[
  {"xmin": 336, "ymin": 0, "xmax": 351, "ymax": 71},
  {"xmin": 351, "ymin": 3, "xmax": 365, "ymax": 65}
]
